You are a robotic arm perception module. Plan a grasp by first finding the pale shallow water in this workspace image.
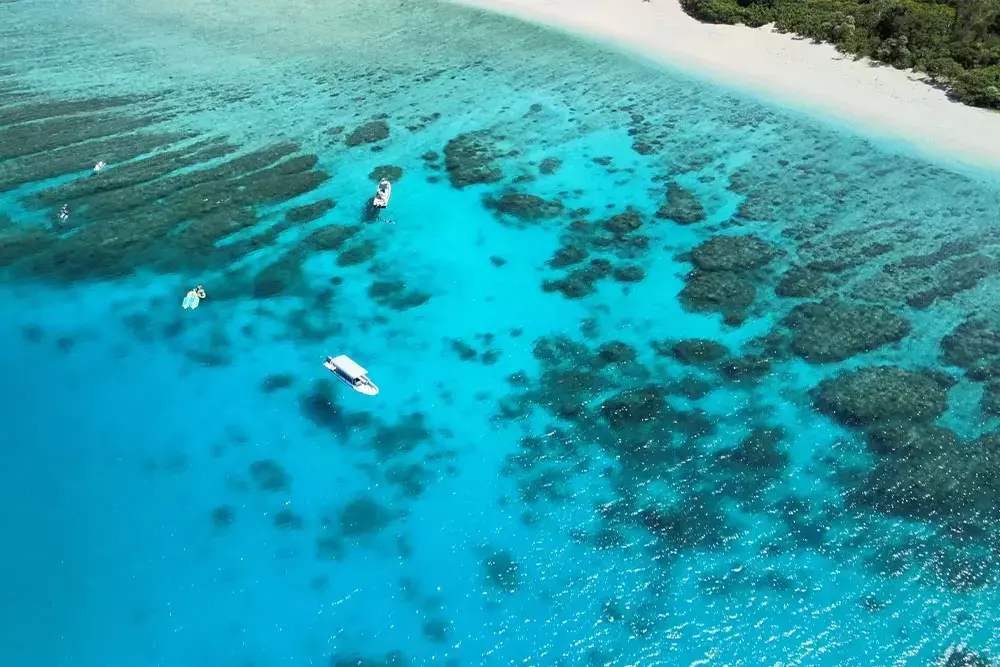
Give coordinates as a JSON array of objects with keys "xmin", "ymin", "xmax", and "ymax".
[{"xmin": 2, "ymin": 0, "xmax": 1000, "ymax": 666}]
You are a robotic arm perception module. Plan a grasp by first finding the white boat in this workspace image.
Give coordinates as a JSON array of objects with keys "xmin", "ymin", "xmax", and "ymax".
[
  {"xmin": 324, "ymin": 354, "xmax": 379, "ymax": 396},
  {"xmin": 372, "ymin": 179, "xmax": 391, "ymax": 209},
  {"xmin": 93, "ymin": 161, "xmax": 106, "ymax": 173}
]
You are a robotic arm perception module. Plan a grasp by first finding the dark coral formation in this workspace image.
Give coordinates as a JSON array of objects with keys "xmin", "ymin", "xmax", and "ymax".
[
  {"xmin": 249, "ymin": 459, "xmax": 291, "ymax": 492},
  {"xmin": 368, "ymin": 165, "xmax": 403, "ymax": 182},
  {"xmin": 211, "ymin": 505, "xmax": 236, "ymax": 529},
  {"xmin": 344, "ymin": 119, "xmax": 390, "ymax": 147},
  {"xmin": 339, "ymin": 496, "xmax": 395, "ymax": 536},
  {"xmin": 0, "ymin": 111, "xmax": 331, "ymax": 282},
  {"xmin": 483, "ymin": 548, "xmax": 520, "ymax": 593},
  {"xmin": 337, "ymin": 240, "xmax": 377, "ymax": 266},
  {"xmin": 940, "ymin": 648, "xmax": 994, "ymax": 667},
  {"xmin": 273, "ymin": 508, "xmax": 304, "ymax": 530},
  {"xmin": 261, "ymin": 373, "xmax": 295, "ymax": 393},
  {"xmin": 854, "ymin": 426, "xmax": 1000, "ymax": 520},
  {"xmin": 679, "ymin": 234, "xmax": 779, "ymax": 322},
  {"xmin": 662, "ymin": 338, "xmax": 729, "ymax": 365},
  {"xmin": 813, "ymin": 366, "xmax": 949, "ymax": 426},
  {"xmin": 299, "ymin": 379, "xmax": 368, "ymax": 439},
  {"xmin": 443, "ymin": 131, "xmax": 505, "ymax": 188},
  {"xmin": 690, "ymin": 234, "xmax": 778, "ymax": 272},
  {"xmin": 482, "ymin": 192, "xmax": 563, "ymax": 225},
  {"xmin": 656, "ymin": 182, "xmax": 705, "ymax": 224},
  {"xmin": 680, "ymin": 270, "xmax": 757, "ymax": 320},
  {"xmin": 446, "ymin": 335, "xmax": 503, "ymax": 365},
  {"xmin": 329, "ymin": 651, "xmax": 407, "ymax": 667},
  {"xmin": 775, "ymin": 265, "xmax": 830, "ymax": 298},
  {"xmin": 286, "ymin": 199, "xmax": 336, "ymax": 223},
  {"xmin": 539, "ymin": 209, "xmax": 657, "ymax": 299},
  {"xmin": 941, "ymin": 318, "xmax": 1000, "ymax": 380},
  {"xmin": 304, "ymin": 223, "xmax": 362, "ymax": 252},
  {"xmin": 783, "ymin": 300, "xmax": 911, "ymax": 363},
  {"xmin": 539, "ymin": 157, "xmax": 562, "ymax": 175},
  {"xmin": 368, "ymin": 279, "xmax": 431, "ymax": 310}
]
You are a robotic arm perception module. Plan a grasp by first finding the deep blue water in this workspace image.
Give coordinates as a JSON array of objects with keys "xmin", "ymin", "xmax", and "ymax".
[{"xmin": 3, "ymin": 0, "xmax": 1000, "ymax": 665}]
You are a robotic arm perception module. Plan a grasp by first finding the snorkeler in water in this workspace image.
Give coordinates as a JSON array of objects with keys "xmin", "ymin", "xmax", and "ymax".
[{"xmin": 182, "ymin": 284, "xmax": 207, "ymax": 310}]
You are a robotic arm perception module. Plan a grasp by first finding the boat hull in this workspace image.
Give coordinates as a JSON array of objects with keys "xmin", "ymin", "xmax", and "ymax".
[{"xmin": 323, "ymin": 360, "xmax": 379, "ymax": 396}]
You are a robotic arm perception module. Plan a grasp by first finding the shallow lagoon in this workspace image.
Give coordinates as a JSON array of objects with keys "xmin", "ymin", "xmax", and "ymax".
[{"xmin": 2, "ymin": 0, "xmax": 1000, "ymax": 665}]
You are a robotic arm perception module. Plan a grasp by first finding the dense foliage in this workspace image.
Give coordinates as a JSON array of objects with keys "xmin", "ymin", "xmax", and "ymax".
[{"xmin": 679, "ymin": 0, "xmax": 1000, "ymax": 109}]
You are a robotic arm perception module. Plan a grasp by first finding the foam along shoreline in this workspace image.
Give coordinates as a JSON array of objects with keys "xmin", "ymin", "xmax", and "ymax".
[{"xmin": 449, "ymin": 0, "xmax": 1000, "ymax": 174}]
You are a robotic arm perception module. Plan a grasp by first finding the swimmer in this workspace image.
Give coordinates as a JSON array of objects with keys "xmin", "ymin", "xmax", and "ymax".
[
  {"xmin": 58, "ymin": 204, "xmax": 70, "ymax": 222},
  {"xmin": 182, "ymin": 285, "xmax": 206, "ymax": 310}
]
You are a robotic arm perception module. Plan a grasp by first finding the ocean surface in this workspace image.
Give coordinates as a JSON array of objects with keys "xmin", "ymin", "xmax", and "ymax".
[{"xmin": 2, "ymin": 0, "xmax": 1000, "ymax": 665}]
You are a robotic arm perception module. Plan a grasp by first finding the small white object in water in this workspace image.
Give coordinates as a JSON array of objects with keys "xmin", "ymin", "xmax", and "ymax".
[{"xmin": 93, "ymin": 161, "xmax": 106, "ymax": 173}]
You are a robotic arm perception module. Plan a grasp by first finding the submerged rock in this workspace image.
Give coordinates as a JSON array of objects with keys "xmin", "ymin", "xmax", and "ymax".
[
  {"xmin": 690, "ymin": 234, "xmax": 778, "ymax": 272},
  {"xmin": 783, "ymin": 300, "xmax": 911, "ymax": 363},
  {"xmin": 655, "ymin": 183, "xmax": 706, "ymax": 225},
  {"xmin": 813, "ymin": 366, "xmax": 949, "ymax": 426}
]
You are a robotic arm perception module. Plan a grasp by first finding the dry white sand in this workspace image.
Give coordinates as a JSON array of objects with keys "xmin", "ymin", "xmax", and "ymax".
[{"xmin": 451, "ymin": 0, "xmax": 1000, "ymax": 172}]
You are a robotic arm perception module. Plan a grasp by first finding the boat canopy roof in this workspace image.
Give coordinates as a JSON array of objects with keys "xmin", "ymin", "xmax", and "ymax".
[{"xmin": 330, "ymin": 354, "xmax": 368, "ymax": 380}]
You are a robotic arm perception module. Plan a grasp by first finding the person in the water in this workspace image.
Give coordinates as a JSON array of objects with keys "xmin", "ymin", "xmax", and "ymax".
[{"xmin": 182, "ymin": 284, "xmax": 207, "ymax": 310}]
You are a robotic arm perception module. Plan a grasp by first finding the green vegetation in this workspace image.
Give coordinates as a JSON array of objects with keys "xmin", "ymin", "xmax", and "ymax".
[{"xmin": 679, "ymin": 0, "xmax": 1000, "ymax": 109}]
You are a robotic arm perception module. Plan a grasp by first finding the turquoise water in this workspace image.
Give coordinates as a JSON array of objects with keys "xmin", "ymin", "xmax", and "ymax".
[{"xmin": 3, "ymin": 0, "xmax": 1000, "ymax": 665}]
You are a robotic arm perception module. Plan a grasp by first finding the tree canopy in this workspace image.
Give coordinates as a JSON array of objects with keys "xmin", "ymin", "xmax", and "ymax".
[{"xmin": 680, "ymin": 0, "xmax": 1000, "ymax": 109}]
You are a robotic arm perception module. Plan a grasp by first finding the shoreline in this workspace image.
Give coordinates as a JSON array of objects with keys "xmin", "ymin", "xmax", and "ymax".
[{"xmin": 449, "ymin": 0, "xmax": 1000, "ymax": 174}]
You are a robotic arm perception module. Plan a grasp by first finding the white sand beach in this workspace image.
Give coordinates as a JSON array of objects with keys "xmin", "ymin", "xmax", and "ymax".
[{"xmin": 451, "ymin": 0, "xmax": 1000, "ymax": 172}]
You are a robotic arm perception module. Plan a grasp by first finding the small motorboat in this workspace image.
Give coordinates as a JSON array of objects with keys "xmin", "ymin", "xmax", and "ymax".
[
  {"xmin": 372, "ymin": 179, "xmax": 391, "ymax": 209},
  {"xmin": 324, "ymin": 354, "xmax": 379, "ymax": 396},
  {"xmin": 93, "ymin": 161, "xmax": 106, "ymax": 173}
]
